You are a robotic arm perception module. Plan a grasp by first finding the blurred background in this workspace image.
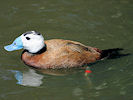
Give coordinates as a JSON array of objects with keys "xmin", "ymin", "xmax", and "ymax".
[{"xmin": 0, "ymin": 0, "xmax": 133, "ymax": 100}]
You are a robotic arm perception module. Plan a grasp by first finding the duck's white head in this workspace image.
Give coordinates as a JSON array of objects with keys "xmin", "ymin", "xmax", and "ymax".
[{"xmin": 4, "ymin": 31, "xmax": 45, "ymax": 53}]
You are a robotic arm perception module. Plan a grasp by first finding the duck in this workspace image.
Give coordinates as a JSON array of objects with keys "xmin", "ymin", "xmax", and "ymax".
[{"xmin": 4, "ymin": 31, "xmax": 123, "ymax": 69}]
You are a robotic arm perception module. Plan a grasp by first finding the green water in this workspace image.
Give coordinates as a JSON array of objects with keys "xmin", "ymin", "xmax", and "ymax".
[{"xmin": 0, "ymin": 0, "xmax": 133, "ymax": 100}]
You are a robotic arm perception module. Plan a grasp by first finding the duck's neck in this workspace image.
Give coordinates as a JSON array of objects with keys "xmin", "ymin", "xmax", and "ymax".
[
  {"xmin": 31, "ymin": 46, "xmax": 47, "ymax": 54},
  {"xmin": 24, "ymin": 45, "xmax": 47, "ymax": 55}
]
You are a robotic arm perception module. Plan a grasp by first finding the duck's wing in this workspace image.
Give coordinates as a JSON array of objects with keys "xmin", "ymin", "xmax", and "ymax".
[
  {"xmin": 65, "ymin": 41, "xmax": 97, "ymax": 53},
  {"xmin": 45, "ymin": 39, "xmax": 99, "ymax": 54}
]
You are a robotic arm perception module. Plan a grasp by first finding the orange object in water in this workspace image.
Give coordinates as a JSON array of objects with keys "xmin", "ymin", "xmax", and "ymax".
[{"xmin": 85, "ymin": 70, "xmax": 92, "ymax": 74}]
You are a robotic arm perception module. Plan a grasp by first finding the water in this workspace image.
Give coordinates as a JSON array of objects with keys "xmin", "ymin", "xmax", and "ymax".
[{"xmin": 0, "ymin": 0, "xmax": 133, "ymax": 100}]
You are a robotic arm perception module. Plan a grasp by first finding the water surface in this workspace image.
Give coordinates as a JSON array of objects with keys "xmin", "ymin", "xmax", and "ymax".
[{"xmin": 0, "ymin": 0, "xmax": 133, "ymax": 100}]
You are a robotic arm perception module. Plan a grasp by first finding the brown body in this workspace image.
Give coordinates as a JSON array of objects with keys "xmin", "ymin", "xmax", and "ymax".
[{"xmin": 21, "ymin": 39, "xmax": 101, "ymax": 69}]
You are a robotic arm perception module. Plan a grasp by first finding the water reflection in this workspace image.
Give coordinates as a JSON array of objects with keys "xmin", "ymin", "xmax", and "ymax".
[
  {"xmin": 10, "ymin": 67, "xmax": 92, "ymax": 87},
  {"xmin": 11, "ymin": 69, "xmax": 44, "ymax": 87},
  {"xmin": 37, "ymin": 68, "xmax": 82, "ymax": 76}
]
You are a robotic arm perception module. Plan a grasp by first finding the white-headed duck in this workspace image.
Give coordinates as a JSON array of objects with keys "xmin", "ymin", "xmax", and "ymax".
[{"xmin": 4, "ymin": 31, "xmax": 123, "ymax": 69}]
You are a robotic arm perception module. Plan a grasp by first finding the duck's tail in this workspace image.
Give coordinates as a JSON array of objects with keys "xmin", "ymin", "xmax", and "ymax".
[{"xmin": 99, "ymin": 48, "xmax": 130, "ymax": 59}]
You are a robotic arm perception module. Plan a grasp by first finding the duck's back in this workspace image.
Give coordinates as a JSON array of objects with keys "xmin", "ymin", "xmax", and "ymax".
[{"xmin": 22, "ymin": 39, "xmax": 101, "ymax": 69}]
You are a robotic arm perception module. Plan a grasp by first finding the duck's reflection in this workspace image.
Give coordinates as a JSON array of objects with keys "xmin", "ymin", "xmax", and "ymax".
[
  {"xmin": 37, "ymin": 68, "xmax": 83, "ymax": 76},
  {"xmin": 10, "ymin": 67, "xmax": 91, "ymax": 87},
  {"xmin": 11, "ymin": 69, "xmax": 44, "ymax": 87}
]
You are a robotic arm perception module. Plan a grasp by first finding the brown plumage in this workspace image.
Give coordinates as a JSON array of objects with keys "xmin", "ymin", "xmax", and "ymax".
[
  {"xmin": 21, "ymin": 39, "xmax": 101, "ymax": 69},
  {"xmin": 5, "ymin": 31, "xmax": 126, "ymax": 69}
]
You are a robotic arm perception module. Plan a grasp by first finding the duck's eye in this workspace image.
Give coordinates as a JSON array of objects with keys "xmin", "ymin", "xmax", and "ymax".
[
  {"xmin": 37, "ymin": 33, "xmax": 41, "ymax": 35},
  {"xmin": 26, "ymin": 37, "xmax": 30, "ymax": 40}
]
